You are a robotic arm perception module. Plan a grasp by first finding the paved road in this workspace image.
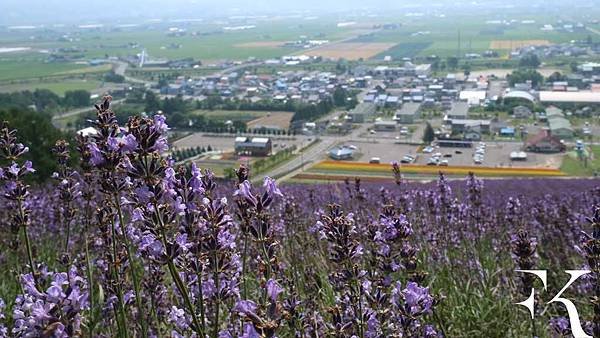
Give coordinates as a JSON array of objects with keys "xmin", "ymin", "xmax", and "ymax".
[
  {"xmin": 587, "ymin": 26, "xmax": 600, "ymax": 36},
  {"xmin": 52, "ymin": 98, "xmax": 126, "ymax": 121},
  {"xmin": 266, "ymin": 123, "xmax": 373, "ymax": 182}
]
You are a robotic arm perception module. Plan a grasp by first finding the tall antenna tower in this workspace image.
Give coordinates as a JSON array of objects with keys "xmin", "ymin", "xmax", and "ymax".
[
  {"xmin": 457, "ymin": 30, "xmax": 461, "ymax": 59},
  {"xmin": 139, "ymin": 49, "xmax": 146, "ymax": 68}
]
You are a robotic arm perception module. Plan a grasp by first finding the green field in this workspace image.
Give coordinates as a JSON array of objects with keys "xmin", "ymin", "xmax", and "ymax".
[
  {"xmin": 373, "ymin": 42, "xmax": 432, "ymax": 60},
  {"xmin": 0, "ymin": 60, "xmax": 88, "ymax": 81},
  {"xmin": 0, "ymin": 79, "xmax": 101, "ymax": 95}
]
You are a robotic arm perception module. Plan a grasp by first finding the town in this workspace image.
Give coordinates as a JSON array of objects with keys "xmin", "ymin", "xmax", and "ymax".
[{"xmin": 2, "ymin": 6, "xmax": 600, "ymax": 181}]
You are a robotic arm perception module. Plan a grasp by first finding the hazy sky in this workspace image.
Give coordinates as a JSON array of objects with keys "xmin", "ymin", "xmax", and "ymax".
[{"xmin": 1, "ymin": 0, "xmax": 598, "ymax": 25}]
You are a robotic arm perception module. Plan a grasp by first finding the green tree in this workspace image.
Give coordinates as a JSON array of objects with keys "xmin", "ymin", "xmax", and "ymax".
[
  {"xmin": 63, "ymin": 90, "xmax": 91, "ymax": 108},
  {"xmin": 547, "ymin": 72, "xmax": 566, "ymax": 83},
  {"xmin": 0, "ymin": 108, "xmax": 65, "ymax": 182},
  {"xmin": 333, "ymin": 87, "xmax": 348, "ymax": 106},
  {"xmin": 103, "ymin": 72, "xmax": 125, "ymax": 83},
  {"xmin": 462, "ymin": 63, "xmax": 471, "ymax": 77},
  {"xmin": 518, "ymin": 54, "xmax": 540, "ymax": 69},
  {"xmin": 447, "ymin": 57, "xmax": 458, "ymax": 70},
  {"xmin": 423, "ymin": 122, "xmax": 435, "ymax": 144},
  {"xmin": 507, "ymin": 69, "xmax": 544, "ymax": 88},
  {"xmin": 144, "ymin": 91, "xmax": 161, "ymax": 113}
]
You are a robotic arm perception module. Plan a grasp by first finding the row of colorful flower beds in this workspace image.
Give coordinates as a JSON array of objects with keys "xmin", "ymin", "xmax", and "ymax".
[{"xmin": 304, "ymin": 160, "xmax": 566, "ymax": 178}]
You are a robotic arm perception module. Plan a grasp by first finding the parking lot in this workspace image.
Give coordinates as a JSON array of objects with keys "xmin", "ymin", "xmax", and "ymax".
[
  {"xmin": 173, "ymin": 133, "xmax": 310, "ymax": 154},
  {"xmin": 346, "ymin": 140, "xmax": 562, "ymax": 168}
]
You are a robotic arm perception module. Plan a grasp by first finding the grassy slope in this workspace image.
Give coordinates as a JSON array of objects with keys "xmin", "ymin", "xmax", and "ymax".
[{"xmin": 560, "ymin": 145, "xmax": 600, "ymax": 176}]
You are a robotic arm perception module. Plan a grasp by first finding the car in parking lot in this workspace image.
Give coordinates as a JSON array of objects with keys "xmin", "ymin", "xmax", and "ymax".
[
  {"xmin": 443, "ymin": 153, "xmax": 452, "ymax": 158},
  {"xmin": 427, "ymin": 157, "xmax": 439, "ymax": 165},
  {"xmin": 401, "ymin": 154, "xmax": 416, "ymax": 163},
  {"xmin": 439, "ymin": 159, "xmax": 449, "ymax": 166},
  {"xmin": 423, "ymin": 146, "xmax": 434, "ymax": 153}
]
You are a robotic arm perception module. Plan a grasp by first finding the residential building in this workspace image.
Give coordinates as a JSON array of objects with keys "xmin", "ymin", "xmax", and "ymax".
[
  {"xmin": 447, "ymin": 101, "xmax": 469, "ymax": 120},
  {"xmin": 394, "ymin": 103, "xmax": 421, "ymax": 124},
  {"xmin": 451, "ymin": 119, "xmax": 491, "ymax": 134},
  {"xmin": 500, "ymin": 127, "xmax": 516, "ymax": 137},
  {"xmin": 374, "ymin": 120, "xmax": 397, "ymax": 132},
  {"xmin": 464, "ymin": 128, "xmax": 482, "ymax": 141},
  {"xmin": 548, "ymin": 116, "xmax": 574, "ymax": 139},
  {"xmin": 513, "ymin": 105, "xmax": 532, "ymax": 119},
  {"xmin": 348, "ymin": 103, "xmax": 376, "ymax": 123}
]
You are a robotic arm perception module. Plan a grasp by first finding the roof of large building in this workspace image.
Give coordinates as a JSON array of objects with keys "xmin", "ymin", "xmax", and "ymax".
[
  {"xmin": 525, "ymin": 129, "xmax": 563, "ymax": 147},
  {"xmin": 451, "ymin": 119, "xmax": 491, "ymax": 126},
  {"xmin": 448, "ymin": 101, "xmax": 469, "ymax": 117},
  {"xmin": 545, "ymin": 105, "xmax": 564, "ymax": 117},
  {"xmin": 540, "ymin": 91, "xmax": 600, "ymax": 103},
  {"xmin": 350, "ymin": 102, "xmax": 376, "ymax": 116},
  {"xmin": 504, "ymin": 91, "xmax": 536, "ymax": 102},
  {"xmin": 459, "ymin": 90, "xmax": 486, "ymax": 103},
  {"xmin": 548, "ymin": 117, "xmax": 573, "ymax": 131},
  {"xmin": 328, "ymin": 146, "xmax": 354, "ymax": 158},
  {"xmin": 395, "ymin": 102, "xmax": 421, "ymax": 116},
  {"xmin": 374, "ymin": 120, "xmax": 398, "ymax": 126},
  {"xmin": 235, "ymin": 137, "xmax": 271, "ymax": 145}
]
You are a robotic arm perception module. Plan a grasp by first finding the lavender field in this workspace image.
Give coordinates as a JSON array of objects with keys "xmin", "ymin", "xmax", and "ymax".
[{"xmin": 0, "ymin": 97, "xmax": 598, "ymax": 337}]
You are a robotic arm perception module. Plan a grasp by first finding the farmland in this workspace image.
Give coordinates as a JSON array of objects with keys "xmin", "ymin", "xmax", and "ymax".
[
  {"xmin": 0, "ymin": 79, "xmax": 102, "ymax": 96},
  {"xmin": 303, "ymin": 42, "xmax": 396, "ymax": 60},
  {"xmin": 301, "ymin": 160, "xmax": 567, "ymax": 181},
  {"xmin": 372, "ymin": 42, "xmax": 432, "ymax": 60},
  {"xmin": 189, "ymin": 109, "xmax": 293, "ymax": 124},
  {"xmin": 0, "ymin": 11, "xmax": 596, "ymax": 86}
]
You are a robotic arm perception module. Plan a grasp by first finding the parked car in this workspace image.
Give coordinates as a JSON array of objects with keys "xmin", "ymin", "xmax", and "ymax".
[
  {"xmin": 455, "ymin": 150, "xmax": 462, "ymax": 154},
  {"xmin": 443, "ymin": 154, "xmax": 452, "ymax": 158},
  {"xmin": 369, "ymin": 157, "xmax": 381, "ymax": 164},
  {"xmin": 401, "ymin": 155, "xmax": 416, "ymax": 163},
  {"xmin": 439, "ymin": 159, "xmax": 449, "ymax": 166},
  {"xmin": 423, "ymin": 146, "xmax": 434, "ymax": 153},
  {"xmin": 427, "ymin": 157, "xmax": 439, "ymax": 165}
]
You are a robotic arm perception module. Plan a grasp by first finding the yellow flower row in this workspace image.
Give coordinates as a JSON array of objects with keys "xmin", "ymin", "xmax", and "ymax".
[{"xmin": 311, "ymin": 161, "xmax": 566, "ymax": 177}]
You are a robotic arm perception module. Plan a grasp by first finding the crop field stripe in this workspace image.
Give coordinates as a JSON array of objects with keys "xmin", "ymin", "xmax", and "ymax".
[
  {"xmin": 372, "ymin": 42, "xmax": 433, "ymax": 60},
  {"xmin": 311, "ymin": 161, "xmax": 566, "ymax": 177}
]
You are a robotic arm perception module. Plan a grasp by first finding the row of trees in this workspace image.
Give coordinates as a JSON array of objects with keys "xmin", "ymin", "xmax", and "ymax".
[
  {"xmin": 0, "ymin": 89, "xmax": 92, "ymax": 113},
  {"xmin": 171, "ymin": 145, "xmax": 213, "ymax": 162},
  {"xmin": 138, "ymin": 87, "xmax": 356, "ymax": 133}
]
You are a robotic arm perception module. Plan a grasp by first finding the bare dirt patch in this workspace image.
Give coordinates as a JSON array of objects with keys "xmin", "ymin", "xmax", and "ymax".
[
  {"xmin": 246, "ymin": 112, "xmax": 295, "ymax": 130},
  {"xmin": 304, "ymin": 42, "xmax": 396, "ymax": 60},
  {"xmin": 490, "ymin": 39, "xmax": 551, "ymax": 50},
  {"xmin": 234, "ymin": 41, "xmax": 286, "ymax": 48}
]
